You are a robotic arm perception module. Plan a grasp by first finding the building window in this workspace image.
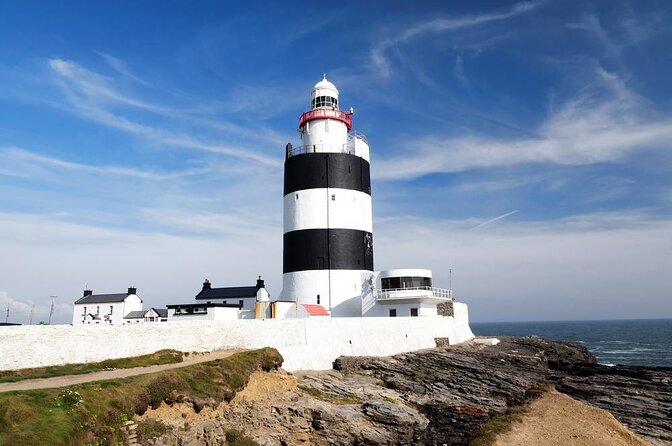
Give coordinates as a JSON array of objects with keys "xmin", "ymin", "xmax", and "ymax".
[
  {"xmin": 110, "ymin": 306, "xmax": 113, "ymax": 314},
  {"xmin": 82, "ymin": 306, "xmax": 87, "ymax": 315},
  {"xmin": 316, "ymin": 294, "xmax": 320, "ymax": 305},
  {"xmin": 381, "ymin": 276, "xmax": 432, "ymax": 290},
  {"xmin": 239, "ymin": 300, "xmax": 244, "ymax": 309},
  {"xmin": 331, "ymin": 194, "xmax": 336, "ymax": 201},
  {"xmin": 389, "ymin": 309, "xmax": 397, "ymax": 317},
  {"xmin": 96, "ymin": 306, "xmax": 100, "ymax": 314},
  {"xmin": 410, "ymin": 308, "xmax": 419, "ymax": 317}
]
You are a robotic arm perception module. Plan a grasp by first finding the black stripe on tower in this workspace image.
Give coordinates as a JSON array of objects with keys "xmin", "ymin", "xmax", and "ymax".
[
  {"xmin": 284, "ymin": 153, "xmax": 371, "ymax": 196},
  {"xmin": 283, "ymin": 228, "xmax": 374, "ymax": 273}
]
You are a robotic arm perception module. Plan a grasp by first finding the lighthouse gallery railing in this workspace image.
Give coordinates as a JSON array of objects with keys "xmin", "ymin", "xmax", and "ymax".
[{"xmin": 376, "ymin": 286, "xmax": 454, "ymax": 301}]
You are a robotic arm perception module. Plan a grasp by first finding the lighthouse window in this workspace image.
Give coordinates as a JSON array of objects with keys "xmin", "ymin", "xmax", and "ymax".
[
  {"xmin": 313, "ymin": 96, "xmax": 337, "ymax": 108},
  {"xmin": 331, "ymin": 194, "xmax": 336, "ymax": 201}
]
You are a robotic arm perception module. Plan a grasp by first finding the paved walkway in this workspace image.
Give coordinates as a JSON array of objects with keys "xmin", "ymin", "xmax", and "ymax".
[{"xmin": 0, "ymin": 349, "xmax": 242, "ymax": 393}]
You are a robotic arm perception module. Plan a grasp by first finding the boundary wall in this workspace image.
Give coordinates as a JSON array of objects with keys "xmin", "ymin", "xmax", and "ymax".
[{"xmin": 0, "ymin": 303, "xmax": 473, "ymax": 372}]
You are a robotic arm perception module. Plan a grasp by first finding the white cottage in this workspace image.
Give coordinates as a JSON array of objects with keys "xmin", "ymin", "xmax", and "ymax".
[{"xmin": 72, "ymin": 287, "xmax": 143, "ymax": 325}]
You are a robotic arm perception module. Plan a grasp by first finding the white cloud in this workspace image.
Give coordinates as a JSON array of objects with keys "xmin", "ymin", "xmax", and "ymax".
[
  {"xmin": 0, "ymin": 146, "xmax": 210, "ymax": 180},
  {"xmin": 2, "ymin": 209, "xmax": 670, "ymax": 324},
  {"xmin": 370, "ymin": 1, "xmax": 539, "ymax": 77},
  {"xmin": 374, "ymin": 68, "xmax": 672, "ymax": 180},
  {"xmin": 47, "ymin": 58, "xmax": 285, "ymax": 167},
  {"xmin": 375, "ymin": 211, "xmax": 672, "ymax": 321}
]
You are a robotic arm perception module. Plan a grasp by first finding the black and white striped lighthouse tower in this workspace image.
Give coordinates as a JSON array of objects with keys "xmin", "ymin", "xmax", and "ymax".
[{"xmin": 281, "ymin": 76, "xmax": 373, "ymax": 317}]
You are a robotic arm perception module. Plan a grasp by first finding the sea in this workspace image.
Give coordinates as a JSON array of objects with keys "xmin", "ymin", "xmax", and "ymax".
[{"xmin": 471, "ymin": 319, "xmax": 672, "ymax": 367}]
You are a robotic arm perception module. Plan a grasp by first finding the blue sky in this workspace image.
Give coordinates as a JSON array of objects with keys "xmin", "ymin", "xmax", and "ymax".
[{"xmin": 0, "ymin": 0, "xmax": 671, "ymax": 323}]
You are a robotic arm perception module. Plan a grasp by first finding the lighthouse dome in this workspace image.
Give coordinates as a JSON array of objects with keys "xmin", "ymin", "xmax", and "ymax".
[{"xmin": 311, "ymin": 75, "xmax": 339, "ymax": 109}]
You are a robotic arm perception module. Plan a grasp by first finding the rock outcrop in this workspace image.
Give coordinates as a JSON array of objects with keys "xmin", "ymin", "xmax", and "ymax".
[{"xmin": 140, "ymin": 337, "xmax": 671, "ymax": 446}]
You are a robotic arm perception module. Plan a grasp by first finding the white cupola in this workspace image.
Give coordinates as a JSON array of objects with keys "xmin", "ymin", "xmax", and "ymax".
[{"xmin": 311, "ymin": 75, "xmax": 339, "ymax": 109}]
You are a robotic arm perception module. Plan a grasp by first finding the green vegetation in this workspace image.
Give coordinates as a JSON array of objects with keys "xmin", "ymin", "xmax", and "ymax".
[
  {"xmin": 469, "ymin": 383, "xmax": 553, "ymax": 446},
  {"xmin": 136, "ymin": 418, "xmax": 169, "ymax": 442},
  {"xmin": 0, "ymin": 348, "xmax": 282, "ymax": 446},
  {"xmin": 0, "ymin": 350, "xmax": 185, "ymax": 383},
  {"xmin": 298, "ymin": 384, "xmax": 361, "ymax": 405},
  {"xmin": 225, "ymin": 428, "xmax": 260, "ymax": 446},
  {"xmin": 469, "ymin": 405, "xmax": 528, "ymax": 446}
]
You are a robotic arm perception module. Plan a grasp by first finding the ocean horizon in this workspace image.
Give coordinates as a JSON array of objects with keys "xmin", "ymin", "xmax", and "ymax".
[{"xmin": 471, "ymin": 318, "xmax": 672, "ymax": 367}]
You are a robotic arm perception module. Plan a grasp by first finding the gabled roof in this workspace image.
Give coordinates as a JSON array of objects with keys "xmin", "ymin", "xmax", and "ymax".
[
  {"xmin": 124, "ymin": 310, "xmax": 145, "ymax": 319},
  {"xmin": 196, "ymin": 286, "xmax": 257, "ymax": 300},
  {"xmin": 75, "ymin": 293, "xmax": 130, "ymax": 305},
  {"xmin": 148, "ymin": 308, "xmax": 168, "ymax": 318},
  {"xmin": 302, "ymin": 304, "xmax": 329, "ymax": 316}
]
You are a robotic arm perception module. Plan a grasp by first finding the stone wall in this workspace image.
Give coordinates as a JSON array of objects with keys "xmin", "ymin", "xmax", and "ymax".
[
  {"xmin": 0, "ymin": 302, "xmax": 473, "ymax": 372},
  {"xmin": 437, "ymin": 301, "xmax": 454, "ymax": 317}
]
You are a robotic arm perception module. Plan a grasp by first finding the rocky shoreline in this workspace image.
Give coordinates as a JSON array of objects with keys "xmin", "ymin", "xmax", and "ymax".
[{"xmin": 141, "ymin": 337, "xmax": 671, "ymax": 446}]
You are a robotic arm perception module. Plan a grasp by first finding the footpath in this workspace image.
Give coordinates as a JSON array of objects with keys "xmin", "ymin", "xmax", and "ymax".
[{"xmin": 0, "ymin": 349, "xmax": 241, "ymax": 393}]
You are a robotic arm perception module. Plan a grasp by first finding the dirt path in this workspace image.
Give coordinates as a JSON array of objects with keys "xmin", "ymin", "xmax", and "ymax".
[
  {"xmin": 494, "ymin": 389, "xmax": 651, "ymax": 446},
  {"xmin": 0, "ymin": 349, "xmax": 242, "ymax": 393}
]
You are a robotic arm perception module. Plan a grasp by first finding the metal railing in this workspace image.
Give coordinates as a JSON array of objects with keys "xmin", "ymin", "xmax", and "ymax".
[
  {"xmin": 286, "ymin": 143, "xmax": 356, "ymax": 158},
  {"xmin": 348, "ymin": 130, "xmax": 368, "ymax": 145},
  {"xmin": 376, "ymin": 286, "xmax": 454, "ymax": 301},
  {"xmin": 286, "ymin": 131, "xmax": 368, "ymax": 159}
]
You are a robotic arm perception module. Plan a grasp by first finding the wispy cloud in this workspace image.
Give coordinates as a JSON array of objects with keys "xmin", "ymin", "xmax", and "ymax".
[
  {"xmin": 0, "ymin": 146, "xmax": 210, "ymax": 180},
  {"xmin": 374, "ymin": 67, "xmax": 672, "ymax": 179},
  {"xmin": 47, "ymin": 58, "xmax": 284, "ymax": 167},
  {"xmin": 453, "ymin": 55, "xmax": 468, "ymax": 84},
  {"xmin": 370, "ymin": 1, "xmax": 539, "ymax": 77},
  {"xmin": 468, "ymin": 210, "xmax": 519, "ymax": 231}
]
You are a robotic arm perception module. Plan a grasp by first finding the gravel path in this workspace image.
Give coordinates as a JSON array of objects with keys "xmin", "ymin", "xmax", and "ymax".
[{"xmin": 0, "ymin": 349, "xmax": 242, "ymax": 393}]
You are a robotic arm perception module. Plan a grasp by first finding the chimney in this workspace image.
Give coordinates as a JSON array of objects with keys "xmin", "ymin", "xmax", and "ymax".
[
  {"xmin": 83, "ymin": 289, "xmax": 93, "ymax": 297},
  {"xmin": 256, "ymin": 275, "xmax": 265, "ymax": 290},
  {"xmin": 202, "ymin": 279, "xmax": 211, "ymax": 291},
  {"xmin": 127, "ymin": 286, "xmax": 137, "ymax": 295}
]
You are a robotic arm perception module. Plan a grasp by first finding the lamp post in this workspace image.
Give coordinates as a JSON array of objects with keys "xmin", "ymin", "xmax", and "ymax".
[{"xmin": 48, "ymin": 296, "xmax": 57, "ymax": 325}]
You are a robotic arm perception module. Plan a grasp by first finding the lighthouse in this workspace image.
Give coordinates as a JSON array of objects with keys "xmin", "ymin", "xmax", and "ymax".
[{"xmin": 281, "ymin": 76, "xmax": 373, "ymax": 317}]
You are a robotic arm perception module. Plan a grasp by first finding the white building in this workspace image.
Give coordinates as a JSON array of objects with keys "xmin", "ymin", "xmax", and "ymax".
[
  {"xmin": 72, "ymin": 287, "xmax": 143, "ymax": 325},
  {"xmin": 124, "ymin": 308, "xmax": 168, "ymax": 324},
  {"xmin": 166, "ymin": 276, "xmax": 271, "ymax": 321},
  {"xmin": 361, "ymin": 269, "xmax": 453, "ymax": 317},
  {"xmin": 166, "ymin": 303, "xmax": 241, "ymax": 321}
]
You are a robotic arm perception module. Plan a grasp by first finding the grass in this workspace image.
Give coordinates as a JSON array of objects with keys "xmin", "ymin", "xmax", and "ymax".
[
  {"xmin": 0, "ymin": 348, "xmax": 282, "ymax": 446},
  {"xmin": 0, "ymin": 350, "xmax": 185, "ymax": 383},
  {"xmin": 225, "ymin": 428, "xmax": 260, "ymax": 446},
  {"xmin": 469, "ymin": 383, "xmax": 554, "ymax": 446},
  {"xmin": 298, "ymin": 385, "xmax": 361, "ymax": 405},
  {"xmin": 469, "ymin": 405, "xmax": 529, "ymax": 446}
]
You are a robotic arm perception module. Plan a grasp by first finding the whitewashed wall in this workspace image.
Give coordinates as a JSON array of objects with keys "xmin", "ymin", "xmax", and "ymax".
[{"xmin": 0, "ymin": 304, "xmax": 473, "ymax": 372}]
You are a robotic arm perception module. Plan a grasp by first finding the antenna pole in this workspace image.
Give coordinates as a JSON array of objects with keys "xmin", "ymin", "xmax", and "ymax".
[
  {"xmin": 48, "ymin": 296, "xmax": 57, "ymax": 325},
  {"xmin": 28, "ymin": 304, "xmax": 35, "ymax": 325},
  {"xmin": 4, "ymin": 304, "xmax": 8, "ymax": 323}
]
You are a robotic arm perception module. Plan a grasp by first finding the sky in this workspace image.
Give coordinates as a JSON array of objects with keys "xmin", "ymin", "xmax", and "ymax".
[{"xmin": 0, "ymin": 0, "xmax": 671, "ymax": 324}]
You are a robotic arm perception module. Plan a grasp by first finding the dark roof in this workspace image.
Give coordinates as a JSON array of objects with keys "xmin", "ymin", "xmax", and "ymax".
[
  {"xmin": 75, "ymin": 293, "xmax": 130, "ymax": 305},
  {"xmin": 124, "ymin": 311, "xmax": 145, "ymax": 319},
  {"xmin": 150, "ymin": 308, "xmax": 168, "ymax": 318},
  {"xmin": 195, "ymin": 286, "xmax": 257, "ymax": 300},
  {"xmin": 167, "ymin": 303, "xmax": 241, "ymax": 309}
]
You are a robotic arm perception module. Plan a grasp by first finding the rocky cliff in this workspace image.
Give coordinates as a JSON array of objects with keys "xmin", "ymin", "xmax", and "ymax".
[{"xmin": 140, "ymin": 337, "xmax": 671, "ymax": 446}]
